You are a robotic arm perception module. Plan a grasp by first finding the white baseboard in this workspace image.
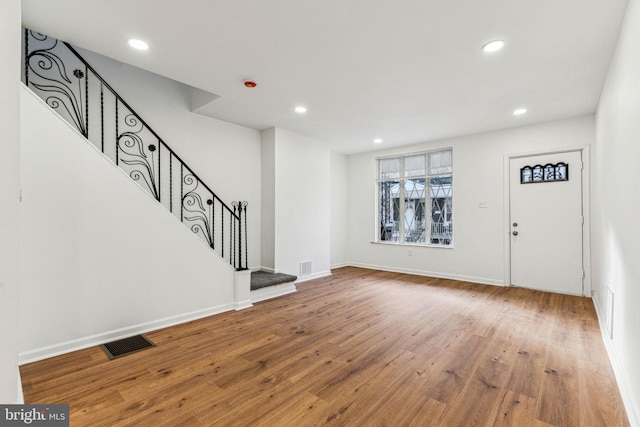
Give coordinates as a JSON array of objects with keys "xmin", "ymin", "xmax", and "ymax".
[
  {"xmin": 251, "ymin": 283, "xmax": 297, "ymax": 303},
  {"xmin": 295, "ymin": 270, "xmax": 332, "ymax": 283},
  {"xmin": 592, "ymin": 294, "xmax": 639, "ymax": 427},
  {"xmin": 346, "ymin": 262, "xmax": 504, "ymax": 287},
  {"xmin": 330, "ymin": 262, "xmax": 350, "ymax": 269},
  {"xmin": 16, "ymin": 369, "xmax": 24, "ymax": 404},
  {"xmin": 18, "ymin": 303, "xmax": 235, "ymax": 365},
  {"xmin": 234, "ymin": 300, "xmax": 253, "ymax": 310}
]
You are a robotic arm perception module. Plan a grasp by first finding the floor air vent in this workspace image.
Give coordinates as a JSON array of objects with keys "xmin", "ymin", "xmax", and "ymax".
[{"xmin": 100, "ymin": 334, "xmax": 156, "ymax": 359}]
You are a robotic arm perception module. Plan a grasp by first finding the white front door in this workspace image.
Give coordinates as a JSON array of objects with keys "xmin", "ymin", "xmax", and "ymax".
[{"xmin": 509, "ymin": 151, "xmax": 584, "ymax": 295}]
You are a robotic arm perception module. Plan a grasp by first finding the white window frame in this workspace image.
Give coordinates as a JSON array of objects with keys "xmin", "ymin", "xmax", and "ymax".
[{"xmin": 376, "ymin": 148, "xmax": 453, "ymax": 247}]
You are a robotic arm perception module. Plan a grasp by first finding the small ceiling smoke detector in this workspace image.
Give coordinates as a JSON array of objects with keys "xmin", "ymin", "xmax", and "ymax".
[
  {"xmin": 128, "ymin": 39, "xmax": 149, "ymax": 51},
  {"xmin": 295, "ymin": 106, "xmax": 307, "ymax": 114},
  {"xmin": 244, "ymin": 80, "xmax": 257, "ymax": 88},
  {"xmin": 482, "ymin": 40, "xmax": 504, "ymax": 53}
]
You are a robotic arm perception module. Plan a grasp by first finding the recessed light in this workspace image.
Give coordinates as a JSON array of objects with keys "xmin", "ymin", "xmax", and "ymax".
[
  {"xmin": 374, "ymin": 138, "xmax": 383, "ymax": 144},
  {"xmin": 294, "ymin": 106, "xmax": 307, "ymax": 114},
  {"xmin": 513, "ymin": 108, "xmax": 527, "ymax": 116},
  {"xmin": 128, "ymin": 39, "xmax": 149, "ymax": 51},
  {"xmin": 482, "ymin": 40, "xmax": 504, "ymax": 53}
]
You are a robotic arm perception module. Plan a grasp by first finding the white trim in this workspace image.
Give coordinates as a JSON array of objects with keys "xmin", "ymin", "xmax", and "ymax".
[
  {"xmin": 234, "ymin": 269, "xmax": 252, "ymax": 311},
  {"xmin": 251, "ymin": 283, "xmax": 297, "ymax": 303},
  {"xmin": 581, "ymin": 145, "xmax": 592, "ymax": 297},
  {"xmin": 503, "ymin": 147, "xmax": 591, "ymax": 296},
  {"xmin": 18, "ymin": 303, "xmax": 235, "ymax": 365},
  {"xmin": 256, "ymin": 266, "xmax": 281, "ymax": 274},
  {"xmin": 295, "ymin": 270, "xmax": 332, "ymax": 283},
  {"xmin": 370, "ymin": 241, "xmax": 454, "ymax": 249},
  {"xmin": 505, "ymin": 145, "xmax": 590, "ymax": 159},
  {"xmin": 374, "ymin": 146, "xmax": 454, "ymax": 161},
  {"xmin": 330, "ymin": 262, "xmax": 350, "ymax": 269},
  {"xmin": 234, "ymin": 300, "xmax": 253, "ymax": 310},
  {"xmin": 503, "ymin": 154, "xmax": 511, "ymax": 287},
  {"xmin": 593, "ymin": 294, "xmax": 639, "ymax": 427},
  {"xmin": 347, "ymin": 262, "xmax": 504, "ymax": 286},
  {"xmin": 16, "ymin": 369, "xmax": 24, "ymax": 404}
]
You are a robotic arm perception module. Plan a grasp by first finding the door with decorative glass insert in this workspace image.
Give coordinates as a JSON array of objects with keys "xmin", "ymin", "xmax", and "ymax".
[{"xmin": 509, "ymin": 150, "xmax": 583, "ymax": 295}]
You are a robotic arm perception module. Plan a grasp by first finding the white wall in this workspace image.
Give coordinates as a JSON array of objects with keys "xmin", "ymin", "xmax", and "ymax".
[
  {"xmin": 593, "ymin": 0, "xmax": 640, "ymax": 424},
  {"xmin": 330, "ymin": 151, "xmax": 349, "ymax": 268},
  {"xmin": 271, "ymin": 128, "xmax": 331, "ymax": 278},
  {"xmin": 0, "ymin": 0, "xmax": 21, "ymax": 404},
  {"xmin": 76, "ymin": 48, "xmax": 262, "ymax": 269},
  {"xmin": 261, "ymin": 128, "xmax": 276, "ymax": 271},
  {"xmin": 20, "ymin": 88, "xmax": 237, "ymax": 362},
  {"xmin": 347, "ymin": 116, "xmax": 594, "ymax": 285}
]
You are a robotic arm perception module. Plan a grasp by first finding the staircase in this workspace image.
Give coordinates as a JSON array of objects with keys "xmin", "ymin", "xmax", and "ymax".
[{"xmin": 22, "ymin": 28, "xmax": 248, "ymax": 271}]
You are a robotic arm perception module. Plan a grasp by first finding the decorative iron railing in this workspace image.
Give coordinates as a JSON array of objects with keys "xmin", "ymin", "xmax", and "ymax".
[{"xmin": 22, "ymin": 29, "xmax": 248, "ymax": 270}]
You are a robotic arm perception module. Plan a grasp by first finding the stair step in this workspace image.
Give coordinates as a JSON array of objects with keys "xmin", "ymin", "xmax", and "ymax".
[{"xmin": 250, "ymin": 271, "xmax": 297, "ymax": 291}]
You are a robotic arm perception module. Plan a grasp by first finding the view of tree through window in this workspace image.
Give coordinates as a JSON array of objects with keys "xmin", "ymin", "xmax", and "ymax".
[{"xmin": 377, "ymin": 149, "xmax": 452, "ymax": 245}]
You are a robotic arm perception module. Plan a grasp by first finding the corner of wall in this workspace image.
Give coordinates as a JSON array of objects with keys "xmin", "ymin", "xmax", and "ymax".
[
  {"xmin": 0, "ymin": 0, "xmax": 22, "ymax": 405},
  {"xmin": 592, "ymin": 293, "xmax": 640, "ymax": 427}
]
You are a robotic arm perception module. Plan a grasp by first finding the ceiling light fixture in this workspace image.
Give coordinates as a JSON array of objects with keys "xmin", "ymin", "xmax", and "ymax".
[
  {"xmin": 482, "ymin": 40, "xmax": 504, "ymax": 53},
  {"xmin": 294, "ymin": 106, "xmax": 307, "ymax": 114},
  {"xmin": 513, "ymin": 108, "xmax": 527, "ymax": 116},
  {"xmin": 374, "ymin": 138, "xmax": 383, "ymax": 144},
  {"xmin": 128, "ymin": 39, "xmax": 149, "ymax": 51}
]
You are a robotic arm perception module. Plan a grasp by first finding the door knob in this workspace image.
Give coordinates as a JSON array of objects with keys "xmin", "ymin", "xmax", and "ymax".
[{"xmin": 512, "ymin": 231, "xmax": 518, "ymax": 236}]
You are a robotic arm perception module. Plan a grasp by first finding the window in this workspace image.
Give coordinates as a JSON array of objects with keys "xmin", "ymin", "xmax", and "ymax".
[{"xmin": 377, "ymin": 149, "xmax": 452, "ymax": 246}]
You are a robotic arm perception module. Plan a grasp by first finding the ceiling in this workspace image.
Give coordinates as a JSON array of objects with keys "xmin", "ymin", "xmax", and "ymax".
[{"xmin": 22, "ymin": 0, "xmax": 629, "ymax": 154}]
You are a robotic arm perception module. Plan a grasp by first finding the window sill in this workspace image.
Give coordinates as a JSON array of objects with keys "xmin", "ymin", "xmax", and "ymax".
[{"xmin": 370, "ymin": 241, "xmax": 454, "ymax": 249}]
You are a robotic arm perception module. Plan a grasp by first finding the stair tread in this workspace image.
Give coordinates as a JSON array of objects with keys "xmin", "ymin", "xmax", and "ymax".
[{"xmin": 250, "ymin": 271, "xmax": 297, "ymax": 290}]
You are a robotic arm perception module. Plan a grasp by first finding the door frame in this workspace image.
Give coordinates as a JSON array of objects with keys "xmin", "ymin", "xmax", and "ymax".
[{"xmin": 502, "ymin": 146, "xmax": 591, "ymax": 297}]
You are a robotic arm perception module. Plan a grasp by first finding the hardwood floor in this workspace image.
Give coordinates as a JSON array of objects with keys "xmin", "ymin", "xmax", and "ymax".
[{"xmin": 20, "ymin": 267, "xmax": 628, "ymax": 426}]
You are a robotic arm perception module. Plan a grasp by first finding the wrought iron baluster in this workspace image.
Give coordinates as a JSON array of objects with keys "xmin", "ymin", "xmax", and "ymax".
[
  {"xmin": 232, "ymin": 204, "xmax": 237, "ymax": 268},
  {"xmin": 221, "ymin": 204, "xmax": 225, "ymax": 259},
  {"xmin": 206, "ymin": 197, "xmax": 214, "ymax": 249},
  {"xmin": 158, "ymin": 141, "xmax": 161, "ymax": 203},
  {"xmin": 24, "ymin": 28, "xmax": 29, "ymax": 86},
  {"xmin": 115, "ymin": 99, "xmax": 119, "ymax": 165},
  {"xmin": 84, "ymin": 64, "xmax": 88, "ymax": 138},
  {"xmin": 100, "ymin": 83, "xmax": 104, "ymax": 152},
  {"xmin": 244, "ymin": 203, "xmax": 248, "ymax": 269},
  {"xmin": 231, "ymin": 201, "xmax": 248, "ymax": 270}
]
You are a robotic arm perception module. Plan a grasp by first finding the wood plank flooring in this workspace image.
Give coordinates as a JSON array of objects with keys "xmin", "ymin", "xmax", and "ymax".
[{"xmin": 20, "ymin": 267, "xmax": 629, "ymax": 426}]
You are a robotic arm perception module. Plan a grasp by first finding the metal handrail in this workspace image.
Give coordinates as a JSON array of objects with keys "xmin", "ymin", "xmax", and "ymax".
[{"xmin": 23, "ymin": 28, "xmax": 248, "ymax": 270}]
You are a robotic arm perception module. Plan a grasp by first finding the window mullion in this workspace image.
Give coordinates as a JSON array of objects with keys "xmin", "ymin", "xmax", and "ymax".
[
  {"xmin": 424, "ymin": 173, "xmax": 433, "ymax": 245},
  {"xmin": 399, "ymin": 158, "xmax": 405, "ymax": 242},
  {"xmin": 399, "ymin": 178, "xmax": 405, "ymax": 242}
]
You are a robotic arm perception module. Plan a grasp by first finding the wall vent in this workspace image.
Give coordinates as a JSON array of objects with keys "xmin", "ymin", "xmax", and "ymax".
[{"xmin": 300, "ymin": 261, "xmax": 312, "ymax": 276}]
